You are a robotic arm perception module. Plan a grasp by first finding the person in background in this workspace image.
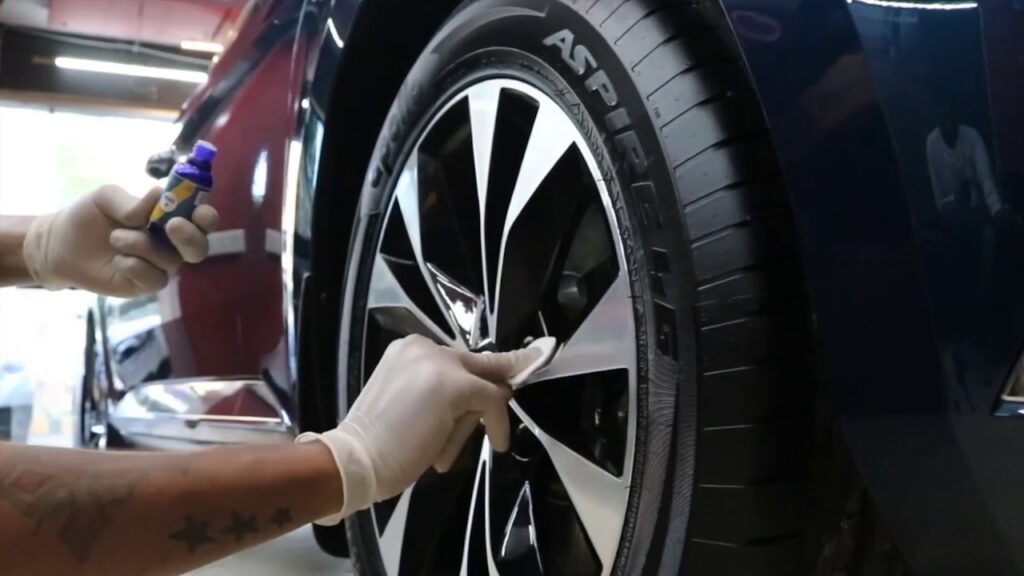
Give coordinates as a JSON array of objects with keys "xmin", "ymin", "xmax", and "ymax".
[
  {"xmin": 924, "ymin": 101, "xmax": 1018, "ymax": 402},
  {"xmin": 0, "ymin": 185, "xmax": 546, "ymax": 575},
  {"xmin": 926, "ymin": 103, "xmax": 1004, "ymax": 221}
]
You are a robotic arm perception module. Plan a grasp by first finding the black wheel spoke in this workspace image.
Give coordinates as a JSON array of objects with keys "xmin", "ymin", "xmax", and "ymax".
[
  {"xmin": 380, "ymin": 435, "xmax": 484, "ymax": 576},
  {"xmin": 515, "ymin": 369, "xmax": 630, "ymax": 478},
  {"xmin": 417, "ymin": 97, "xmax": 486, "ymax": 310},
  {"xmin": 510, "ymin": 403, "xmax": 627, "ymax": 573},
  {"xmin": 480, "ymin": 89, "xmax": 539, "ymax": 320},
  {"xmin": 493, "ymin": 146, "xmax": 592, "ymax": 349},
  {"xmin": 497, "ymin": 482, "xmax": 543, "ymax": 574},
  {"xmin": 490, "ymin": 96, "xmax": 579, "ymax": 347},
  {"xmin": 489, "ymin": 416, "xmax": 604, "ymax": 576},
  {"xmin": 526, "ymin": 272, "xmax": 634, "ymax": 384}
]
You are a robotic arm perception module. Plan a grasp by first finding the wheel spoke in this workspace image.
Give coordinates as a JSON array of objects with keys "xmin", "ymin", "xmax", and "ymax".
[
  {"xmin": 497, "ymin": 482, "xmax": 543, "ymax": 574},
  {"xmin": 394, "ymin": 161, "xmax": 425, "ymax": 270},
  {"xmin": 427, "ymin": 264, "xmax": 487, "ymax": 347},
  {"xmin": 468, "ymin": 84, "xmax": 501, "ymax": 330},
  {"xmin": 460, "ymin": 443, "xmax": 500, "ymax": 576},
  {"xmin": 468, "ymin": 83, "xmax": 501, "ymax": 211},
  {"xmin": 502, "ymin": 99, "xmax": 578, "ymax": 239},
  {"xmin": 529, "ymin": 271, "xmax": 633, "ymax": 384},
  {"xmin": 492, "ymin": 98, "xmax": 577, "ymax": 324},
  {"xmin": 393, "ymin": 159, "xmax": 466, "ymax": 346},
  {"xmin": 379, "ymin": 487, "xmax": 413, "ymax": 576},
  {"xmin": 512, "ymin": 403, "xmax": 627, "ymax": 575},
  {"xmin": 367, "ymin": 254, "xmax": 458, "ymax": 347}
]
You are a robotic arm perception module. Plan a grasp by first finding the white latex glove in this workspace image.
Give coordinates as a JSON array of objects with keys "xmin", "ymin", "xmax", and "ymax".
[
  {"xmin": 298, "ymin": 334, "xmax": 556, "ymax": 524},
  {"xmin": 22, "ymin": 185, "xmax": 220, "ymax": 297}
]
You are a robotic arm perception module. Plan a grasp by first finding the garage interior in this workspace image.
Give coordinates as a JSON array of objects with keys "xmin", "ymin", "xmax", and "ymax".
[
  {"xmin": 3, "ymin": 0, "xmax": 1018, "ymax": 575},
  {"xmin": 0, "ymin": 1, "xmax": 345, "ymax": 574}
]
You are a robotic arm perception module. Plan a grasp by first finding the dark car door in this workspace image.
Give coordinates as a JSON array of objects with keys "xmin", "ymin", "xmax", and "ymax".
[
  {"xmin": 717, "ymin": 0, "xmax": 1024, "ymax": 572},
  {"xmin": 838, "ymin": 4, "xmax": 1024, "ymax": 573}
]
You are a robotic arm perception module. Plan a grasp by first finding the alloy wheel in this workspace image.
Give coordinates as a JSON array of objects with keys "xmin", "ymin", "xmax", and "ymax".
[{"xmin": 357, "ymin": 79, "xmax": 637, "ymax": 576}]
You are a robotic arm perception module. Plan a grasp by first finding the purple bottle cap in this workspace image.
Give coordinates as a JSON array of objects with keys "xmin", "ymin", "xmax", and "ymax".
[{"xmin": 192, "ymin": 140, "xmax": 218, "ymax": 163}]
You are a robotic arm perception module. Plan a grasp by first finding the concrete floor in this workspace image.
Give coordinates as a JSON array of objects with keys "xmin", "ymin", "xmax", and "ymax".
[{"xmin": 185, "ymin": 528, "xmax": 353, "ymax": 576}]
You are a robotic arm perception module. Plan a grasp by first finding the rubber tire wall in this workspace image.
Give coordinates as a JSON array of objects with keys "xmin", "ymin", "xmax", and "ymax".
[{"xmin": 342, "ymin": 1, "xmax": 818, "ymax": 574}]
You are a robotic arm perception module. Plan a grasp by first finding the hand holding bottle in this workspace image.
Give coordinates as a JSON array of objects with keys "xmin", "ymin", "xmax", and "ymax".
[{"xmin": 22, "ymin": 185, "xmax": 220, "ymax": 297}]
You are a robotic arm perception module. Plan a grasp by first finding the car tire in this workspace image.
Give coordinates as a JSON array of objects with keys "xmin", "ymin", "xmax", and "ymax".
[{"xmin": 340, "ymin": 0, "xmax": 818, "ymax": 574}]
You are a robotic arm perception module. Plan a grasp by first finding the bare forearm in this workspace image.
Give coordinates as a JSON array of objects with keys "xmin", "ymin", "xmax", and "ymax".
[
  {"xmin": 0, "ymin": 442, "xmax": 342, "ymax": 576},
  {"xmin": 0, "ymin": 216, "xmax": 33, "ymax": 287}
]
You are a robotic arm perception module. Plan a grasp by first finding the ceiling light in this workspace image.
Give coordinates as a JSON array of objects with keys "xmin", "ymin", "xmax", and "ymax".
[
  {"xmin": 54, "ymin": 56, "xmax": 208, "ymax": 84},
  {"xmin": 848, "ymin": 0, "xmax": 977, "ymax": 8},
  {"xmin": 327, "ymin": 18, "xmax": 344, "ymax": 48},
  {"xmin": 180, "ymin": 40, "xmax": 224, "ymax": 54}
]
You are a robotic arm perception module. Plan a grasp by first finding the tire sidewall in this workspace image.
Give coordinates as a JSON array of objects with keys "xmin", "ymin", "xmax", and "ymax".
[{"xmin": 343, "ymin": 1, "xmax": 698, "ymax": 574}]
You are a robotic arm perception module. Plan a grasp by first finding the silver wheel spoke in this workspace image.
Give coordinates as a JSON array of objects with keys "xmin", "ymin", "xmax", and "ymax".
[
  {"xmin": 483, "ymin": 442, "xmax": 506, "ymax": 576},
  {"xmin": 528, "ymin": 271, "xmax": 634, "ymax": 384},
  {"xmin": 379, "ymin": 487, "xmax": 413, "ymax": 576},
  {"xmin": 367, "ymin": 254, "xmax": 458, "ymax": 347},
  {"xmin": 512, "ymin": 403, "xmax": 627, "ymax": 576},
  {"xmin": 458, "ymin": 448, "xmax": 485, "ymax": 576},
  {"xmin": 468, "ymin": 82, "xmax": 501, "ymax": 338},
  {"xmin": 503, "ymin": 99, "xmax": 577, "ymax": 234},
  {"xmin": 468, "ymin": 83, "xmax": 501, "ymax": 204},
  {"xmin": 394, "ymin": 160, "xmax": 424, "ymax": 266},
  {"xmin": 492, "ymin": 98, "xmax": 577, "ymax": 324},
  {"xmin": 459, "ymin": 441, "xmax": 501, "ymax": 576}
]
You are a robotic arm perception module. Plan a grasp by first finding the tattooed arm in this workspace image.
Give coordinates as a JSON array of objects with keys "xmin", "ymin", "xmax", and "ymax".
[
  {"xmin": 0, "ymin": 336, "xmax": 545, "ymax": 576},
  {"xmin": 0, "ymin": 441, "xmax": 341, "ymax": 576}
]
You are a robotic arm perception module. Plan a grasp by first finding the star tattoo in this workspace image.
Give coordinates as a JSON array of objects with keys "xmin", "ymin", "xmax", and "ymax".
[
  {"xmin": 223, "ymin": 511, "xmax": 259, "ymax": 542},
  {"xmin": 169, "ymin": 515, "xmax": 215, "ymax": 553},
  {"xmin": 270, "ymin": 507, "xmax": 293, "ymax": 529}
]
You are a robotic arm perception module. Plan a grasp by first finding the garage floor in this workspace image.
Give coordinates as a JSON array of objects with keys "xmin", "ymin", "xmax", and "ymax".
[{"xmin": 185, "ymin": 529, "xmax": 352, "ymax": 576}]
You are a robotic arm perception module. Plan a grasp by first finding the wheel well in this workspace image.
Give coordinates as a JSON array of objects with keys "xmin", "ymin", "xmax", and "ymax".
[
  {"xmin": 300, "ymin": 0, "xmax": 464, "ymax": 558},
  {"xmin": 302, "ymin": 0, "xmax": 773, "ymax": 430},
  {"xmin": 302, "ymin": 0, "xmax": 464, "ymax": 434},
  {"xmin": 312, "ymin": 0, "xmax": 464, "ymax": 267}
]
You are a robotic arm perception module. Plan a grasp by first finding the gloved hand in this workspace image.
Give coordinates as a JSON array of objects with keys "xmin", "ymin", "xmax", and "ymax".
[
  {"xmin": 299, "ymin": 334, "xmax": 556, "ymax": 524},
  {"xmin": 22, "ymin": 185, "xmax": 220, "ymax": 297}
]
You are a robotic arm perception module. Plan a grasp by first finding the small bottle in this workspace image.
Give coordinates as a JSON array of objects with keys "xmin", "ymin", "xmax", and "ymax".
[{"xmin": 148, "ymin": 141, "xmax": 217, "ymax": 243}]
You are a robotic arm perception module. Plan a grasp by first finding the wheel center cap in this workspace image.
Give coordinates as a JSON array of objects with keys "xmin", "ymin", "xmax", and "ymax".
[{"xmin": 426, "ymin": 262, "xmax": 488, "ymax": 349}]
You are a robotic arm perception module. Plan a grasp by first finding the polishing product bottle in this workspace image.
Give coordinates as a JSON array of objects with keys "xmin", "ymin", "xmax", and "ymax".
[{"xmin": 148, "ymin": 140, "xmax": 217, "ymax": 242}]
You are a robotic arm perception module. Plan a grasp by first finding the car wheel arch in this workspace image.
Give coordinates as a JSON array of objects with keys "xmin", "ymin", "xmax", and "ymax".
[{"xmin": 301, "ymin": 0, "xmax": 467, "ymax": 438}]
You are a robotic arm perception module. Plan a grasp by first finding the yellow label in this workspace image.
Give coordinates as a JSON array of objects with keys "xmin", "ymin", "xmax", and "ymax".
[{"xmin": 150, "ymin": 179, "xmax": 197, "ymax": 222}]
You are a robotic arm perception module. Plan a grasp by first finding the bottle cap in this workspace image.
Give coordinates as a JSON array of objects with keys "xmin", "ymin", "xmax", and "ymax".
[{"xmin": 192, "ymin": 140, "xmax": 218, "ymax": 163}]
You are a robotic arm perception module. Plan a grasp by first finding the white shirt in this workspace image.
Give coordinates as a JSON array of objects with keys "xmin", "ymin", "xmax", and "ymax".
[{"xmin": 926, "ymin": 125, "xmax": 1002, "ymax": 216}]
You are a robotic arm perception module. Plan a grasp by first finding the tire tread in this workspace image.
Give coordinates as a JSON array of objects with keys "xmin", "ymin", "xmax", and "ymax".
[{"xmin": 584, "ymin": 1, "xmax": 817, "ymax": 574}]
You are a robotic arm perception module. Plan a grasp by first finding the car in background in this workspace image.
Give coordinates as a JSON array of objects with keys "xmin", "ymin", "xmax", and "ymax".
[
  {"xmin": 79, "ymin": 0, "xmax": 1024, "ymax": 575},
  {"xmin": 0, "ymin": 360, "xmax": 33, "ymax": 443}
]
